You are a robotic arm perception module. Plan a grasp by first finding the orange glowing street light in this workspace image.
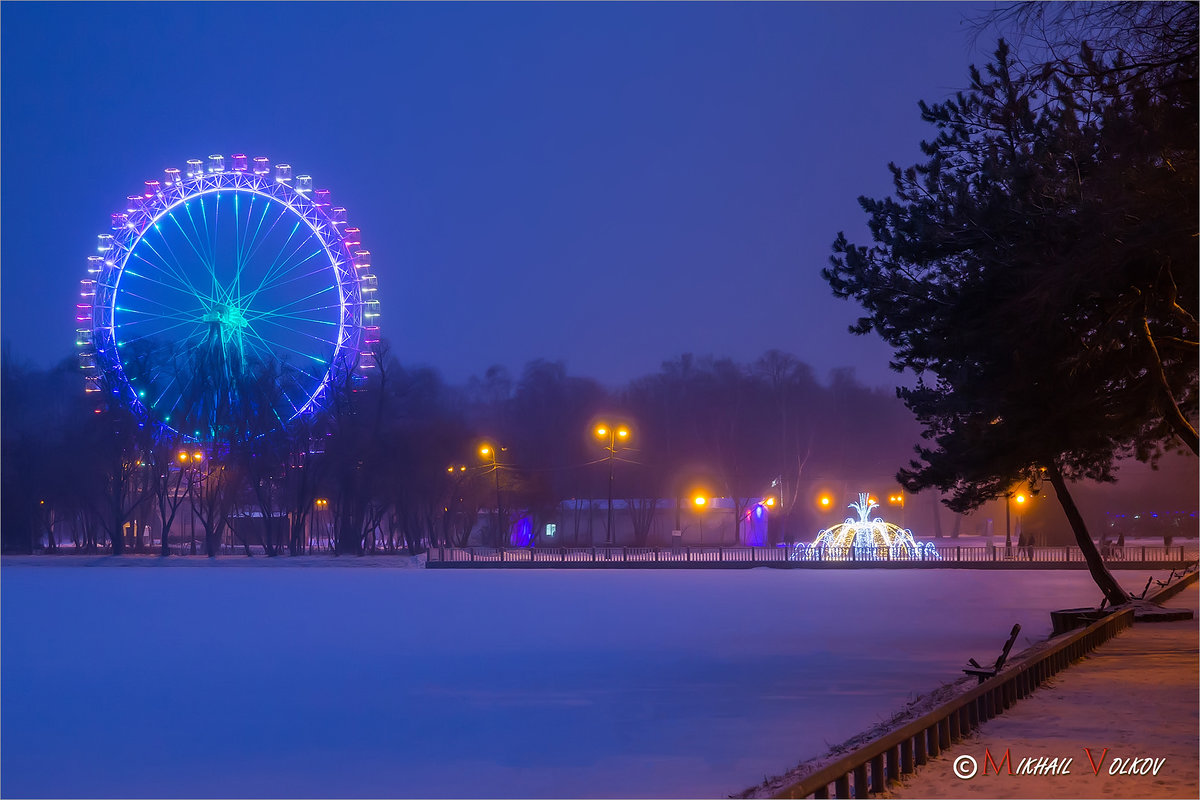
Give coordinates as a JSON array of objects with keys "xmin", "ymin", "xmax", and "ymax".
[
  {"xmin": 478, "ymin": 443, "xmax": 504, "ymax": 544},
  {"xmin": 818, "ymin": 493, "xmax": 833, "ymax": 509},
  {"xmin": 594, "ymin": 422, "xmax": 632, "ymax": 546}
]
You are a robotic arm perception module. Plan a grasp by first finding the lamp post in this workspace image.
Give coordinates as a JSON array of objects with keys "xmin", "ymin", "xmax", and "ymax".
[
  {"xmin": 766, "ymin": 475, "xmax": 784, "ymax": 545},
  {"xmin": 444, "ymin": 464, "xmax": 468, "ymax": 547},
  {"xmin": 479, "ymin": 445, "xmax": 503, "ymax": 548},
  {"xmin": 177, "ymin": 449, "xmax": 203, "ymax": 554},
  {"xmin": 594, "ymin": 423, "xmax": 630, "ymax": 546},
  {"xmin": 693, "ymin": 494, "xmax": 707, "ymax": 545},
  {"xmin": 888, "ymin": 491, "xmax": 905, "ymax": 529},
  {"xmin": 1006, "ymin": 491, "xmax": 1026, "ymax": 551},
  {"xmin": 313, "ymin": 498, "xmax": 329, "ymax": 551}
]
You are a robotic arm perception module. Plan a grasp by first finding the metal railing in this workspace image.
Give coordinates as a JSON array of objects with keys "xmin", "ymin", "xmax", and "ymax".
[
  {"xmin": 773, "ymin": 607, "xmax": 1137, "ymax": 799},
  {"xmin": 427, "ymin": 544, "xmax": 1196, "ymax": 567},
  {"xmin": 41, "ymin": 543, "xmax": 1199, "ymax": 565}
]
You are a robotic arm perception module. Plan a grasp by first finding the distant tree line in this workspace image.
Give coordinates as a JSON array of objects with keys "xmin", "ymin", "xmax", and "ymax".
[{"xmin": 1, "ymin": 344, "xmax": 920, "ymax": 555}]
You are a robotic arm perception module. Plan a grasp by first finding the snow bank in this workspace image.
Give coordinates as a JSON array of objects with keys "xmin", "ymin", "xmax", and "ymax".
[{"xmin": 887, "ymin": 584, "xmax": 1198, "ymax": 799}]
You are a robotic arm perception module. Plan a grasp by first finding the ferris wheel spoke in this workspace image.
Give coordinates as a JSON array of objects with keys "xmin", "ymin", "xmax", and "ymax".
[
  {"xmin": 240, "ymin": 323, "xmax": 330, "ymax": 368},
  {"xmin": 149, "ymin": 373, "xmax": 179, "ymax": 410},
  {"xmin": 121, "ymin": 318, "xmax": 207, "ymax": 347},
  {"xmin": 241, "ymin": 199, "xmax": 290, "ymax": 266},
  {"xmin": 198, "ymin": 196, "xmax": 216, "ymax": 271},
  {"xmin": 146, "ymin": 226, "xmax": 210, "ymax": 304},
  {"xmin": 241, "ymin": 203, "xmax": 296, "ymax": 282},
  {"xmin": 244, "ymin": 221, "xmax": 306, "ymax": 305},
  {"xmin": 225, "ymin": 193, "xmax": 266, "ymax": 310},
  {"xmin": 132, "ymin": 233, "xmax": 192, "ymax": 288},
  {"xmin": 252, "ymin": 284, "xmax": 338, "ymax": 319},
  {"xmin": 233, "ymin": 193, "xmax": 251, "ymax": 300},
  {"xmin": 124, "ymin": 262, "xmax": 207, "ymax": 304},
  {"xmin": 247, "ymin": 308, "xmax": 340, "ymax": 328},
  {"xmin": 116, "ymin": 290, "xmax": 204, "ymax": 321},
  {"xmin": 252, "ymin": 316, "xmax": 340, "ymax": 350},
  {"xmin": 183, "ymin": 199, "xmax": 214, "ymax": 279},
  {"xmin": 236, "ymin": 332, "xmax": 280, "ymax": 367},
  {"xmin": 241, "ymin": 319, "xmax": 333, "ymax": 359},
  {"xmin": 132, "ymin": 240, "xmax": 206, "ymax": 302},
  {"xmin": 169, "ymin": 210, "xmax": 221, "ymax": 301},
  {"xmin": 279, "ymin": 381, "xmax": 307, "ymax": 416},
  {"xmin": 261, "ymin": 235, "xmax": 326, "ymax": 292},
  {"xmin": 245, "ymin": 255, "xmax": 331, "ymax": 306},
  {"xmin": 116, "ymin": 305, "xmax": 202, "ymax": 326}
]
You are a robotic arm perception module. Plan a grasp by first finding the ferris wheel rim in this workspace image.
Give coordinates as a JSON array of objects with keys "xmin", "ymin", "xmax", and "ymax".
[
  {"xmin": 109, "ymin": 186, "xmax": 354, "ymax": 420},
  {"xmin": 79, "ymin": 156, "xmax": 376, "ymax": 439}
]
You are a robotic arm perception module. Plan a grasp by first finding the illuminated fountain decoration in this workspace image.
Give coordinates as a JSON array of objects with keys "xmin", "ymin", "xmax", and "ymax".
[{"xmin": 790, "ymin": 493, "xmax": 940, "ymax": 561}]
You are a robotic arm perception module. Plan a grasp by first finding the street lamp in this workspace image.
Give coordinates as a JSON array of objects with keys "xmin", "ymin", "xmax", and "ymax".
[
  {"xmin": 594, "ymin": 423, "xmax": 630, "ymax": 546},
  {"xmin": 1005, "ymin": 491, "xmax": 1026, "ymax": 551},
  {"xmin": 888, "ymin": 491, "xmax": 905, "ymax": 527},
  {"xmin": 178, "ymin": 449, "xmax": 203, "ymax": 554},
  {"xmin": 692, "ymin": 493, "xmax": 707, "ymax": 545},
  {"xmin": 479, "ymin": 444, "xmax": 504, "ymax": 548}
]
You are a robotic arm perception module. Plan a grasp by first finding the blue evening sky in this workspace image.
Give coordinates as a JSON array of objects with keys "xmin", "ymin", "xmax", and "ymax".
[{"xmin": 1, "ymin": 1, "xmax": 1000, "ymax": 388}]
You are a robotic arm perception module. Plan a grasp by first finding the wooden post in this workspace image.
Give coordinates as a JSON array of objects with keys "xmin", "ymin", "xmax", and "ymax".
[
  {"xmin": 886, "ymin": 747, "xmax": 900, "ymax": 785},
  {"xmin": 914, "ymin": 731, "xmax": 927, "ymax": 766},
  {"xmin": 870, "ymin": 754, "xmax": 885, "ymax": 793},
  {"xmin": 901, "ymin": 738, "xmax": 914, "ymax": 774},
  {"xmin": 852, "ymin": 764, "xmax": 868, "ymax": 798},
  {"xmin": 834, "ymin": 774, "xmax": 850, "ymax": 799},
  {"xmin": 927, "ymin": 726, "xmax": 940, "ymax": 758}
]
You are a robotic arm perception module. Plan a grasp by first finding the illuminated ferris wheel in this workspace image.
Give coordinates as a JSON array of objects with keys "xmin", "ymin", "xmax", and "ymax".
[{"xmin": 76, "ymin": 154, "xmax": 379, "ymax": 440}]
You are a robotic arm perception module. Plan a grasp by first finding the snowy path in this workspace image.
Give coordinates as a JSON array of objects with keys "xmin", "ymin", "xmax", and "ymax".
[
  {"xmin": 0, "ymin": 565, "xmax": 1176, "ymax": 798},
  {"xmin": 889, "ymin": 582, "xmax": 1199, "ymax": 799}
]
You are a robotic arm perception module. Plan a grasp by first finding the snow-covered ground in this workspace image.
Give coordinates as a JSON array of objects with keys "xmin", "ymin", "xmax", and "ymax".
[
  {"xmin": 0, "ymin": 563, "xmax": 1174, "ymax": 798},
  {"xmin": 888, "ymin": 583, "xmax": 1199, "ymax": 799}
]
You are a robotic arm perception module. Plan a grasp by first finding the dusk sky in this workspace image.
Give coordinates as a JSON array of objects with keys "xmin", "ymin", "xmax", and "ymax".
[{"xmin": 2, "ymin": 1, "xmax": 1001, "ymax": 389}]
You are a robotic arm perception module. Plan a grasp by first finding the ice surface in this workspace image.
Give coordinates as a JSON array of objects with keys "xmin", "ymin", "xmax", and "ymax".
[{"xmin": 0, "ymin": 564, "xmax": 1168, "ymax": 798}]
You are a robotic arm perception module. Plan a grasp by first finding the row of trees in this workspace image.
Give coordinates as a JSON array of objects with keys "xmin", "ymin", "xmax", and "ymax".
[
  {"xmin": 1, "ymin": 343, "xmax": 920, "ymax": 556},
  {"xmin": 826, "ymin": 2, "xmax": 1197, "ymax": 604}
]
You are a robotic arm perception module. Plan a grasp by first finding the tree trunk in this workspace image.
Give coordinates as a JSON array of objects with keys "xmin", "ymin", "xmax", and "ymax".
[{"xmin": 1045, "ymin": 461, "xmax": 1127, "ymax": 606}]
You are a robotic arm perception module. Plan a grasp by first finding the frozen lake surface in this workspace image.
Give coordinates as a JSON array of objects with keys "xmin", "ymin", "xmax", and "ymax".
[{"xmin": 0, "ymin": 563, "xmax": 1164, "ymax": 798}]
